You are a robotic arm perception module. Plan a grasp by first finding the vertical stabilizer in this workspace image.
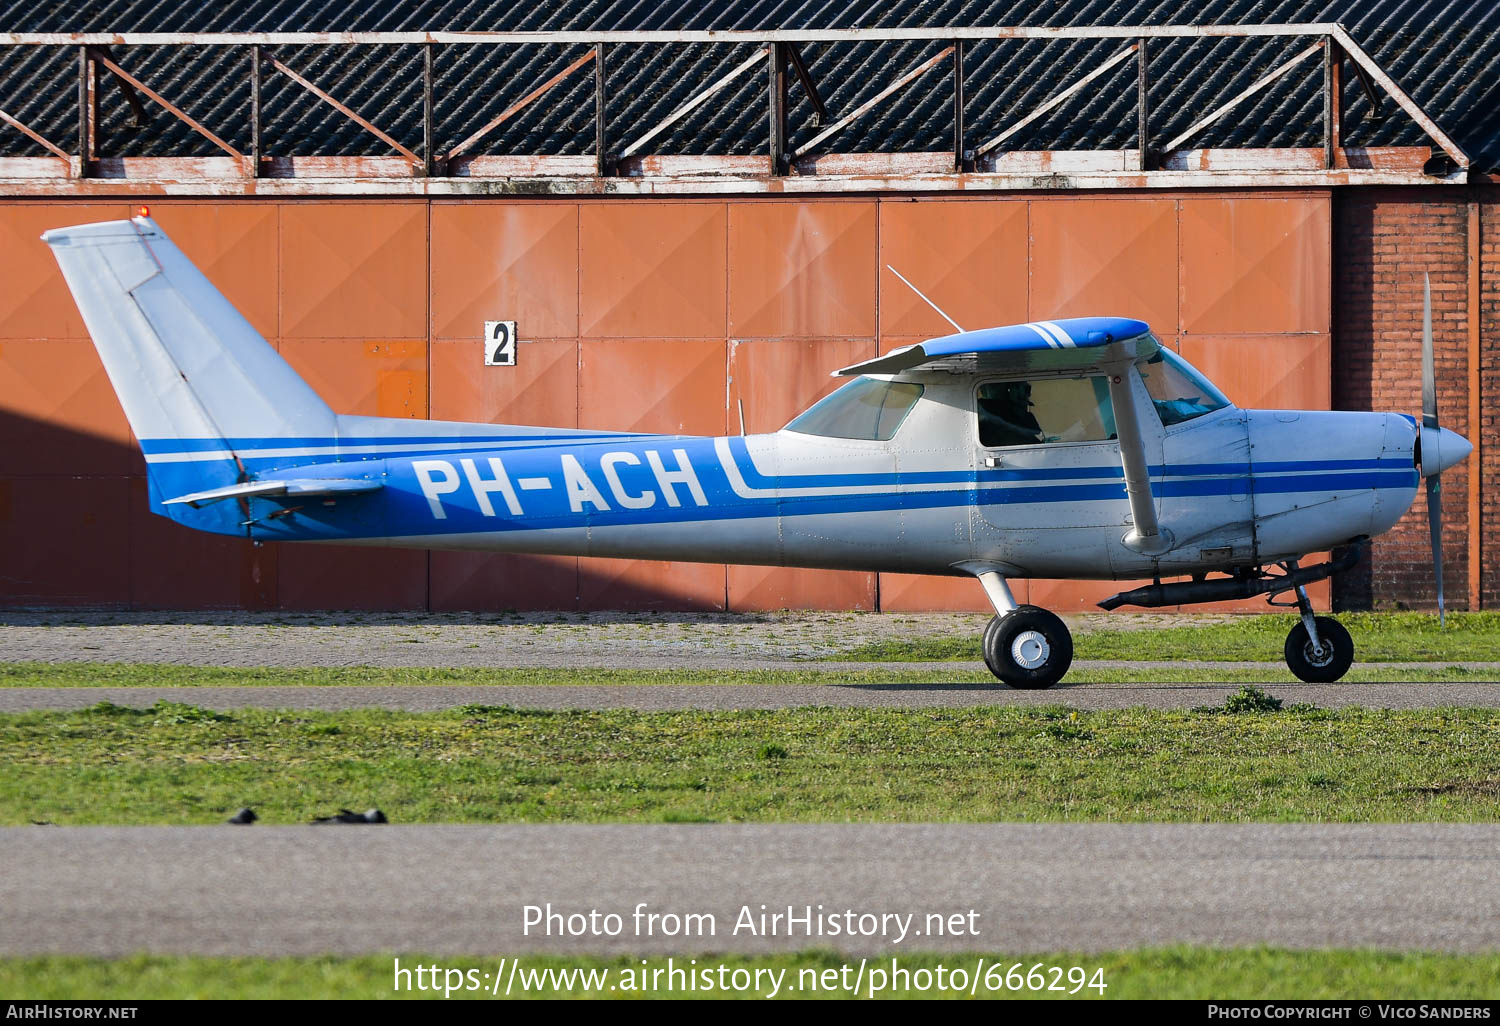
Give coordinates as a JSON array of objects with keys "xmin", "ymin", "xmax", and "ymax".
[
  {"xmin": 43, "ymin": 213, "xmax": 339, "ymax": 526},
  {"xmin": 42, "ymin": 214, "xmax": 336, "ymax": 450}
]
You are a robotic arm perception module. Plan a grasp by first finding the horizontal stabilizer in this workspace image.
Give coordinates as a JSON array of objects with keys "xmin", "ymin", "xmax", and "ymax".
[{"xmin": 163, "ymin": 478, "xmax": 383, "ymax": 508}]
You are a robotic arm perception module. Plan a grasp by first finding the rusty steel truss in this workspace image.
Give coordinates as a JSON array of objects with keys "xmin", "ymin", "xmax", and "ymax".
[{"xmin": 0, "ymin": 23, "xmax": 1470, "ymax": 195}]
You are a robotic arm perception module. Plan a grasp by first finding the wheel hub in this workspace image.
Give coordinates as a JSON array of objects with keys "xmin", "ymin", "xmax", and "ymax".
[
  {"xmin": 1303, "ymin": 640, "xmax": 1332, "ymax": 666},
  {"xmin": 1011, "ymin": 630, "xmax": 1050, "ymax": 669}
]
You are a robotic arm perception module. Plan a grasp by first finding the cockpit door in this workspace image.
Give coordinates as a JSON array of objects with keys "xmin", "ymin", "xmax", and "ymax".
[{"xmin": 973, "ymin": 373, "xmax": 1153, "ymax": 531}]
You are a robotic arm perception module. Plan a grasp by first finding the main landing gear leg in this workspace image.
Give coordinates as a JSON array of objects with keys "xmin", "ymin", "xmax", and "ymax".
[
  {"xmin": 1282, "ymin": 562, "xmax": 1355, "ymax": 684},
  {"xmin": 977, "ymin": 572, "xmax": 1074, "ymax": 689}
]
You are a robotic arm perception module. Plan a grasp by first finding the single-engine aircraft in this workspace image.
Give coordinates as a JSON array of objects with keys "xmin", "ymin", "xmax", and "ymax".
[{"xmin": 43, "ymin": 211, "xmax": 1471, "ymax": 688}]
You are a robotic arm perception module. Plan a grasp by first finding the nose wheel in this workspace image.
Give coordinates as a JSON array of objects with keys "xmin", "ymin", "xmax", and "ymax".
[
  {"xmin": 1284, "ymin": 615, "xmax": 1354, "ymax": 683},
  {"xmin": 983, "ymin": 606, "xmax": 1074, "ymax": 689},
  {"xmin": 1281, "ymin": 575, "xmax": 1355, "ymax": 683}
]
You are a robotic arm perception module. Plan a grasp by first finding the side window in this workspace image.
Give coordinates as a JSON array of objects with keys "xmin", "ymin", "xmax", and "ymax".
[
  {"xmin": 976, "ymin": 377, "xmax": 1117, "ymax": 448},
  {"xmin": 784, "ymin": 377, "xmax": 924, "ymax": 441}
]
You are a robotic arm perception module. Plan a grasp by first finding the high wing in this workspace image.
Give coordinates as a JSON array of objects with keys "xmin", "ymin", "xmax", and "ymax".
[
  {"xmin": 838, "ymin": 315, "xmax": 1170, "ymax": 554},
  {"xmin": 834, "ymin": 316, "xmax": 1153, "ymax": 376}
]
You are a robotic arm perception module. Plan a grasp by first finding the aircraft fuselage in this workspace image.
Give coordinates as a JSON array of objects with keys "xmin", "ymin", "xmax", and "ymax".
[{"xmin": 149, "ymin": 386, "xmax": 1421, "ymax": 583}]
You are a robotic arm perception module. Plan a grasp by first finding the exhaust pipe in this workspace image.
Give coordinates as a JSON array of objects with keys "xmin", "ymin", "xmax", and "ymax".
[{"xmin": 1098, "ymin": 540, "xmax": 1366, "ymax": 611}]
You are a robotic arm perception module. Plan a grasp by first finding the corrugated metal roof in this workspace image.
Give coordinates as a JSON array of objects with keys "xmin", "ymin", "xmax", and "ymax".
[{"xmin": 0, "ymin": 1, "xmax": 1493, "ymax": 170}]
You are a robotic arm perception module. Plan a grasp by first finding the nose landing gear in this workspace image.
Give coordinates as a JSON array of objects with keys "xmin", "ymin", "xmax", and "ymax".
[{"xmin": 1282, "ymin": 575, "xmax": 1354, "ymax": 683}]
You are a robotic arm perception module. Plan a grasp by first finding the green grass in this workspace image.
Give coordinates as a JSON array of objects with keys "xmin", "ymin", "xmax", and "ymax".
[
  {"xmin": 5, "ymin": 698, "xmax": 1500, "ymax": 824},
  {"xmin": 4, "ymin": 948, "xmax": 1498, "ymax": 999},
  {"xmin": 0, "ymin": 660, "xmax": 1496, "ymax": 688},
  {"xmin": 841, "ymin": 612, "xmax": 1500, "ymax": 664}
]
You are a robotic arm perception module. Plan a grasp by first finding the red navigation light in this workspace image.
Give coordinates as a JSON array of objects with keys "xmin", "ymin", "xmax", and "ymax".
[{"xmin": 136, "ymin": 205, "xmax": 150, "ymax": 218}]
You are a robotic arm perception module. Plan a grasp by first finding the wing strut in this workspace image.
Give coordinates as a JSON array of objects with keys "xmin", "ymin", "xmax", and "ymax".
[{"xmin": 1105, "ymin": 369, "xmax": 1170, "ymax": 554}]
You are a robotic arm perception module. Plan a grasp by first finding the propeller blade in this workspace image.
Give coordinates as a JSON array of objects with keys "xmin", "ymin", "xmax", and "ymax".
[{"xmin": 1427, "ymin": 476, "xmax": 1445, "ymax": 627}]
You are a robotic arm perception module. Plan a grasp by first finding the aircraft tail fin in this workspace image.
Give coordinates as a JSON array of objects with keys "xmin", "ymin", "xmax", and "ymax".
[
  {"xmin": 42, "ymin": 213, "xmax": 336, "ymax": 451},
  {"xmin": 42, "ymin": 213, "xmax": 338, "ymax": 524}
]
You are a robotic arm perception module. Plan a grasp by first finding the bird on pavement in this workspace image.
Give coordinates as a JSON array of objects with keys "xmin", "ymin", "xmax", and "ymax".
[{"xmin": 311, "ymin": 808, "xmax": 388, "ymax": 824}]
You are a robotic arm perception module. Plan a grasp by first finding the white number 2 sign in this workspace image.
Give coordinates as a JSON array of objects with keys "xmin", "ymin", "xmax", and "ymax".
[{"xmin": 484, "ymin": 321, "xmax": 517, "ymax": 366}]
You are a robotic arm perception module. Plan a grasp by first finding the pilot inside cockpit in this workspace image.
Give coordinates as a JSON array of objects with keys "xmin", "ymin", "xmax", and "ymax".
[
  {"xmin": 977, "ymin": 375, "xmax": 1120, "ymax": 447},
  {"xmin": 976, "ymin": 380, "xmax": 1045, "ymax": 447}
]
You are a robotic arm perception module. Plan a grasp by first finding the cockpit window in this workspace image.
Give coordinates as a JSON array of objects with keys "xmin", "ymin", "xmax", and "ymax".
[
  {"xmin": 1136, "ymin": 348, "xmax": 1231, "ymax": 427},
  {"xmin": 977, "ymin": 376, "xmax": 1117, "ymax": 448},
  {"xmin": 784, "ymin": 377, "xmax": 924, "ymax": 441}
]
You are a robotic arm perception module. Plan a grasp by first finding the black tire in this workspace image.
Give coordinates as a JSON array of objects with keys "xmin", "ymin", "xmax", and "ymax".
[
  {"xmin": 1284, "ymin": 616, "xmax": 1354, "ymax": 683},
  {"xmin": 981, "ymin": 614, "xmax": 1004, "ymax": 675},
  {"xmin": 983, "ymin": 606, "xmax": 1073, "ymax": 689}
]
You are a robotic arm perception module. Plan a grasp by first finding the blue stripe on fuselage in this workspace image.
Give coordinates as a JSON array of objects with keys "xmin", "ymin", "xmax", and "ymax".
[{"xmin": 141, "ymin": 433, "xmax": 1419, "ymax": 541}]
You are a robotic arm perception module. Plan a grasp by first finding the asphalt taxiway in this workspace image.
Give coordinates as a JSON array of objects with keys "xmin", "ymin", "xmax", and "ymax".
[
  {"xmin": 1, "ymin": 823, "xmax": 1495, "ymax": 955},
  {"xmin": 1, "ymin": 678, "xmax": 1498, "ymax": 712}
]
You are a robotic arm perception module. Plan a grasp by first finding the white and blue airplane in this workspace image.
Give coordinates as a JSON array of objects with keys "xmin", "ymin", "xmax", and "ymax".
[{"xmin": 43, "ymin": 210, "xmax": 1471, "ymax": 688}]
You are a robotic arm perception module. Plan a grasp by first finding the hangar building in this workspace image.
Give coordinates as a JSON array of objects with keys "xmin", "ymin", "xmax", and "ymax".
[{"xmin": 0, "ymin": 1, "xmax": 1494, "ymax": 614}]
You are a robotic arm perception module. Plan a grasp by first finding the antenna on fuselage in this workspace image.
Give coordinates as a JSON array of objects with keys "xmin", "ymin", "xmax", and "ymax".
[{"xmin": 886, "ymin": 265, "xmax": 965, "ymax": 334}]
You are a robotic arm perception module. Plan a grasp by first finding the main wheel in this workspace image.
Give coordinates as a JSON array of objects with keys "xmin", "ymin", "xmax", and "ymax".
[
  {"xmin": 983, "ymin": 606, "xmax": 1073, "ymax": 689},
  {"xmin": 1283, "ymin": 616, "xmax": 1354, "ymax": 683},
  {"xmin": 982, "ymin": 613, "xmax": 1004, "ymax": 663}
]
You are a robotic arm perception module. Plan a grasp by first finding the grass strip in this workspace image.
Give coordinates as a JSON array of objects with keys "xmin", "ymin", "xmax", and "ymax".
[
  {"xmin": 3, "ymin": 948, "xmax": 1498, "ymax": 999},
  {"xmin": 4, "ymin": 696, "xmax": 1500, "ymax": 824}
]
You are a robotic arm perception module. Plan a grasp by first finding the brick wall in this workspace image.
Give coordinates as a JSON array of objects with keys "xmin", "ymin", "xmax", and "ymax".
[
  {"xmin": 1483, "ymin": 195, "xmax": 1500, "ymax": 609},
  {"xmin": 1332, "ymin": 188, "xmax": 1478, "ymax": 610}
]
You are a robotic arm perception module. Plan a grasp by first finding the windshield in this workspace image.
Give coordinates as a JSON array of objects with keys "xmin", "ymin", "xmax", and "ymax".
[
  {"xmin": 784, "ymin": 377, "xmax": 924, "ymax": 441},
  {"xmin": 1137, "ymin": 348, "xmax": 1231, "ymax": 427}
]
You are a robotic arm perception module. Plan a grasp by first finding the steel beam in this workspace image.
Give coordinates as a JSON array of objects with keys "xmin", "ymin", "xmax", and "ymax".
[
  {"xmin": 1137, "ymin": 37, "xmax": 1149, "ymax": 171},
  {"xmin": 0, "ymin": 26, "xmax": 1350, "ymax": 46},
  {"xmin": 1330, "ymin": 24, "xmax": 1468, "ymax": 167},
  {"xmin": 0, "ymin": 153, "xmax": 1454, "ymax": 195},
  {"xmin": 91, "ymin": 45, "xmax": 147, "ymax": 128},
  {"xmin": 267, "ymin": 52, "xmax": 418, "ymax": 165},
  {"xmin": 952, "ymin": 40, "xmax": 966, "ymax": 172},
  {"xmin": 595, "ymin": 43, "xmax": 608, "ymax": 177},
  {"xmin": 0, "ymin": 22, "xmax": 1465, "ymax": 187},
  {"xmin": 1323, "ymin": 38, "xmax": 1341, "ymax": 170},
  {"xmin": 785, "ymin": 43, "xmax": 827, "ymax": 126},
  {"xmin": 793, "ymin": 46, "xmax": 953, "ymax": 159},
  {"xmin": 622, "ymin": 47, "xmax": 766, "ymax": 158},
  {"xmin": 769, "ymin": 42, "xmax": 787, "ymax": 174},
  {"xmin": 1163, "ymin": 40, "xmax": 1323, "ymax": 152},
  {"xmin": 76, "ymin": 46, "xmax": 89, "ymax": 173},
  {"xmin": 0, "ymin": 107, "xmax": 71, "ymax": 164},
  {"xmin": 446, "ymin": 49, "xmax": 594, "ymax": 161},
  {"xmin": 250, "ymin": 45, "xmax": 261, "ymax": 176},
  {"xmin": 977, "ymin": 43, "xmax": 1137, "ymax": 156},
  {"xmin": 89, "ymin": 48, "xmax": 244, "ymax": 160},
  {"xmin": 423, "ymin": 43, "xmax": 434, "ymax": 177}
]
